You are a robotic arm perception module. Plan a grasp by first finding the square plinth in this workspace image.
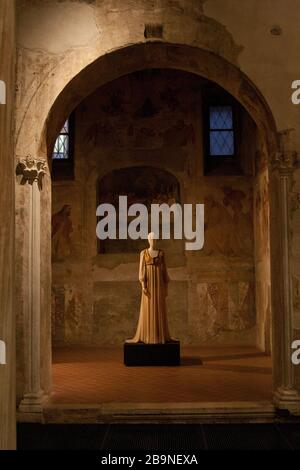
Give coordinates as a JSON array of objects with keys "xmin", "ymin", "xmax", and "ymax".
[{"xmin": 124, "ymin": 341, "xmax": 180, "ymax": 366}]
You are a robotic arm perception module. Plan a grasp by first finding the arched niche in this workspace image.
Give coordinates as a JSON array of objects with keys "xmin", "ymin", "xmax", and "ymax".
[
  {"xmin": 17, "ymin": 40, "xmax": 300, "ymax": 417},
  {"xmin": 97, "ymin": 166, "xmax": 181, "ymax": 254}
]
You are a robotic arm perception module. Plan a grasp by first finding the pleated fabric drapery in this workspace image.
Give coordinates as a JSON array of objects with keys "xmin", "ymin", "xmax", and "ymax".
[{"xmin": 127, "ymin": 249, "xmax": 173, "ymax": 344}]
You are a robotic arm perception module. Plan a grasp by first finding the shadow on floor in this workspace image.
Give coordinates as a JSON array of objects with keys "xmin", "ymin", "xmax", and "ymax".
[
  {"xmin": 202, "ymin": 364, "xmax": 272, "ymax": 375},
  {"xmin": 180, "ymin": 356, "xmax": 203, "ymax": 366}
]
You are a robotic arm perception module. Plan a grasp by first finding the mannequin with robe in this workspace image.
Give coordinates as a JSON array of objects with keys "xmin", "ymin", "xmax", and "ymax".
[{"xmin": 126, "ymin": 232, "xmax": 174, "ymax": 344}]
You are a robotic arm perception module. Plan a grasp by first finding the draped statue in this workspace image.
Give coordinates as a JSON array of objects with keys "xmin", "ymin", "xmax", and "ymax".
[{"xmin": 126, "ymin": 232, "xmax": 175, "ymax": 344}]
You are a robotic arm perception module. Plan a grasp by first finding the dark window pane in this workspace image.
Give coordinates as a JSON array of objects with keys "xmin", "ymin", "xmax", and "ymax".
[
  {"xmin": 210, "ymin": 106, "xmax": 233, "ymax": 130},
  {"xmin": 210, "ymin": 130, "xmax": 234, "ymax": 156}
]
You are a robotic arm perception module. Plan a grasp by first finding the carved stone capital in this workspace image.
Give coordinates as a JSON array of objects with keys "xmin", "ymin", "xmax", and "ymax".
[
  {"xmin": 271, "ymin": 129, "xmax": 300, "ymax": 174},
  {"xmin": 271, "ymin": 150, "xmax": 300, "ymax": 174},
  {"xmin": 291, "ymin": 192, "xmax": 300, "ymax": 212},
  {"xmin": 16, "ymin": 155, "xmax": 47, "ymax": 190}
]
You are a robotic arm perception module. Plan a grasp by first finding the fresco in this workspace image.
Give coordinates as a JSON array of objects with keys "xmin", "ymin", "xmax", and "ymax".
[
  {"xmin": 204, "ymin": 184, "xmax": 253, "ymax": 257},
  {"xmin": 83, "ymin": 70, "xmax": 197, "ymax": 150},
  {"xmin": 98, "ymin": 166, "xmax": 180, "ymax": 209},
  {"xmin": 52, "ymin": 69, "xmax": 258, "ymax": 346}
]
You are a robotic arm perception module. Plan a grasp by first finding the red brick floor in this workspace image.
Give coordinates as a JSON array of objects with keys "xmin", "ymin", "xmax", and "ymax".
[{"xmin": 50, "ymin": 346, "xmax": 272, "ymax": 404}]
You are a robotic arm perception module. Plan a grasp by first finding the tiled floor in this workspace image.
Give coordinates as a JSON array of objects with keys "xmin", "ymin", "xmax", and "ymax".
[{"xmin": 50, "ymin": 346, "xmax": 272, "ymax": 404}]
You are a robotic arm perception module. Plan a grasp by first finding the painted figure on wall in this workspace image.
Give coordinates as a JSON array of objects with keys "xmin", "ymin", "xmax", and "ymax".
[
  {"xmin": 126, "ymin": 232, "xmax": 175, "ymax": 344},
  {"xmin": 222, "ymin": 185, "xmax": 253, "ymax": 256},
  {"xmin": 52, "ymin": 204, "xmax": 73, "ymax": 260},
  {"xmin": 204, "ymin": 185, "xmax": 253, "ymax": 257}
]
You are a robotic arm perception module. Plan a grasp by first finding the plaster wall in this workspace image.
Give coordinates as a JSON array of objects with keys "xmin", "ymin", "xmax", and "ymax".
[{"xmin": 14, "ymin": 0, "xmax": 300, "ymax": 405}]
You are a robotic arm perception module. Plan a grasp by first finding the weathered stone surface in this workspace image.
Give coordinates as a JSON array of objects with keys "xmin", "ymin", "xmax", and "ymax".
[{"xmin": 93, "ymin": 282, "xmax": 141, "ymax": 345}]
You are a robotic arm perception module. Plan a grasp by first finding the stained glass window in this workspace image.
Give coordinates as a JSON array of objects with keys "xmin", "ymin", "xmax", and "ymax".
[
  {"xmin": 52, "ymin": 120, "xmax": 70, "ymax": 159},
  {"xmin": 209, "ymin": 106, "xmax": 234, "ymax": 156}
]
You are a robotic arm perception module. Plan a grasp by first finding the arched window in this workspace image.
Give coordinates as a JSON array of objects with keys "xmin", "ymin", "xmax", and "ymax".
[
  {"xmin": 203, "ymin": 85, "xmax": 243, "ymax": 175},
  {"xmin": 209, "ymin": 106, "xmax": 235, "ymax": 157},
  {"xmin": 53, "ymin": 120, "xmax": 70, "ymax": 159},
  {"xmin": 52, "ymin": 114, "xmax": 75, "ymax": 180}
]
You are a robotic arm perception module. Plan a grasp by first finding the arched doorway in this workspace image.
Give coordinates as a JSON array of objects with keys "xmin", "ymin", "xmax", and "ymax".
[{"xmin": 16, "ymin": 42, "xmax": 299, "ymax": 418}]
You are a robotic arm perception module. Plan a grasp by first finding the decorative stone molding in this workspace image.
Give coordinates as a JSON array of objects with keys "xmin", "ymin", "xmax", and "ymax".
[
  {"xmin": 16, "ymin": 155, "xmax": 46, "ymax": 190},
  {"xmin": 271, "ymin": 129, "xmax": 300, "ymax": 174},
  {"xmin": 271, "ymin": 130, "xmax": 300, "ymax": 212}
]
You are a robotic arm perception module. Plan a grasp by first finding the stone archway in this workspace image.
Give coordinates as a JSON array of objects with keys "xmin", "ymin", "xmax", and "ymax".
[{"xmin": 16, "ymin": 41, "xmax": 300, "ymax": 417}]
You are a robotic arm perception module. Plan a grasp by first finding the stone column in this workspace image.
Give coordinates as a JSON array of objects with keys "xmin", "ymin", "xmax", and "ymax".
[
  {"xmin": 271, "ymin": 130, "xmax": 300, "ymax": 411},
  {"xmin": 17, "ymin": 156, "xmax": 47, "ymax": 413},
  {"xmin": 0, "ymin": 0, "xmax": 16, "ymax": 450}
]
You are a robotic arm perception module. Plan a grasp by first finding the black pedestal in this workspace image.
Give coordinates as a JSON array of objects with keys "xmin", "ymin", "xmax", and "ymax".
[{"xmin": 124, "ymin": 341, "xmax": 180, "ymax": 366}]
